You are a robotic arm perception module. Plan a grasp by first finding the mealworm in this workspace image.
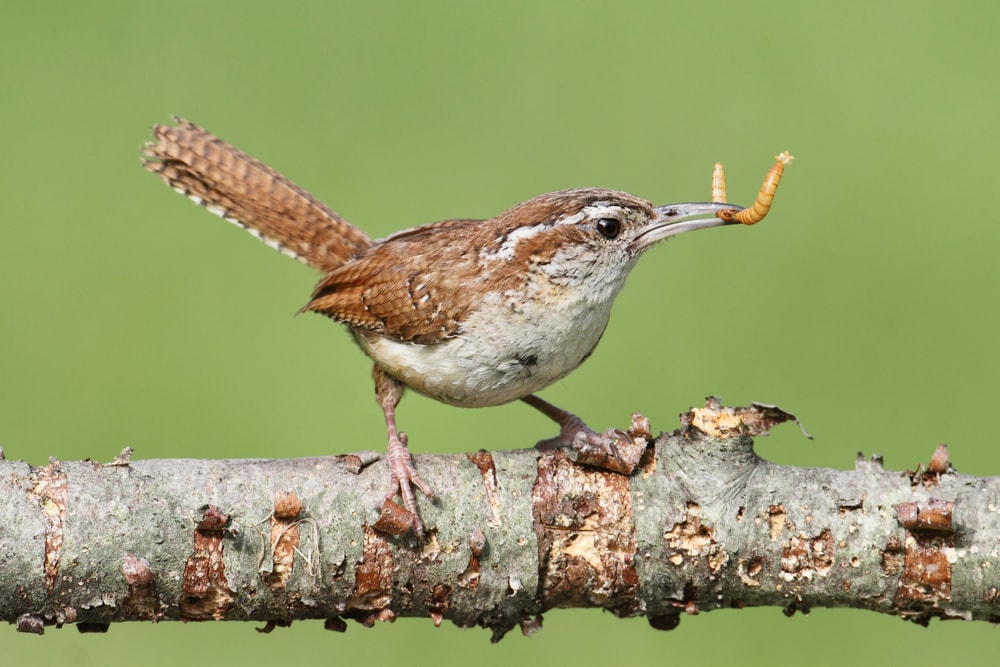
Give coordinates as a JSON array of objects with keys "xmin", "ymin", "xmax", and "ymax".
[
  {"xmin": 717, "ymin": 151, "xmax": 794, "ymax": 225},
  {"xmin": 712, "ymin": 161, "xmax": 728, "ymax": 203}
]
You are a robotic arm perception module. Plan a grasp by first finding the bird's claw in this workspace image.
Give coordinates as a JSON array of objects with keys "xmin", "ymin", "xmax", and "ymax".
[{"xmin": 384, "ymin": 432, "xmax": 434, "ymax": 537}]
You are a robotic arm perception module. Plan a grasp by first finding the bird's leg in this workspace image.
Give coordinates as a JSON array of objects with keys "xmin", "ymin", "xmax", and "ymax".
[
  {"xmin": 522, "ymin": 394, "xmax": 630, "ymax": 457},
  {"xmin": 374, "ymin": 366, "xmax": 434, "ymax": 534}
]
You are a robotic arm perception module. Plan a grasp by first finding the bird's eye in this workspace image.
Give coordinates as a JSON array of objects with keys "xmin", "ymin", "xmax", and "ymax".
[{"xmin": 595, "ymin": 217, "xmax": 621, "ymax": 239}]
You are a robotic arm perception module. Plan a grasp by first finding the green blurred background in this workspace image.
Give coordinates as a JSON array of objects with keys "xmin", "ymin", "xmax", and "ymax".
[{"xmin": 3, "ymin": 0, "xmax": 999, "ymax": 663}]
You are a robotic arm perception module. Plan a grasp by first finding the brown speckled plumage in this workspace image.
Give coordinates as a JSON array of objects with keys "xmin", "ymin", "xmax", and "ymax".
[
  {"xmin": 143, "ymin": 118, "xmax": 371, "ymax": 272},
  {"xmin": 304, "ymin": 190, "xmax": 654, "ymax": 345},
  {"xmin": 142, "ymin": 118, "xmax": 742, "ymax": 534}
]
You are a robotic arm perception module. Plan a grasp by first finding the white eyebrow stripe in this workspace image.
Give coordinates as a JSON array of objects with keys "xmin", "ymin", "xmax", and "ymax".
[
  {"xmin": 478, "ymin": 205, "xmax": 626, "ymax": 261},
  {"xmin": 580, "ymin": 204, "xmax": 624, "ymax": 220},
  {"xmin": 479, "ymin": 222, "xmax": 549, "ymax": 261}
]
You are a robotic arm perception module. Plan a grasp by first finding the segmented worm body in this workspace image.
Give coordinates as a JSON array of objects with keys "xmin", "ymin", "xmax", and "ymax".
[
  {"xmin": 711, "ymin": 162, "xmax": 727, "ymax": 204},
  {"xmin": 715, "ymin": 151, "xmax": 793, "ymax": 225}
]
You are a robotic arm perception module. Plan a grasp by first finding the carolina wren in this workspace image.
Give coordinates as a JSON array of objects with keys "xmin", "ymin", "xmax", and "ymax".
[{"xmin": 143, "ymin": 118, "xmax": 763, "ymax": 533}]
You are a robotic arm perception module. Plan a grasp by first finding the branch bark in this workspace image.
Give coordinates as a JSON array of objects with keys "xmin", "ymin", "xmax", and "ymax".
[{"xmin": 2, "ymin": 399, "xmax": 997, "ymax": 640}]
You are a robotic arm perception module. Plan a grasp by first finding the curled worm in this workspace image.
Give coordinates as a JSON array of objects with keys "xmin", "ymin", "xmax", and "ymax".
[{"xmin": 715, "ymin": 151, "xmax": 793, "ymax": 225}]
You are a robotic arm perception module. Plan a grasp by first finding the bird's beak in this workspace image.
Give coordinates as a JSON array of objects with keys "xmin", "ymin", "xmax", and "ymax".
[{"xmin": 630, "ymin": 202, "xmax": 742, "ymax": 252}]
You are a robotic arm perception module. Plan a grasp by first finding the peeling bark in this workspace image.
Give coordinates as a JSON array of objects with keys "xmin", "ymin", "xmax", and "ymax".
[{"xmin": 2, "ymin": 400, "xmax": 1000, "ymax": 639}]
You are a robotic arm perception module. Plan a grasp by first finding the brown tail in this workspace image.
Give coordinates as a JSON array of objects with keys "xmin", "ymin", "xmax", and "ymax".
[{"xmin": 142, "ymin": 118, "xmax": 372, "ymax": 272}]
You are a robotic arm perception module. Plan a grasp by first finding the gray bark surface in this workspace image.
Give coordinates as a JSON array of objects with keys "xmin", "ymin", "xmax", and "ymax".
[{"xmin": 2, "ymin": 401, "xmax": 996, "ymax": 639}]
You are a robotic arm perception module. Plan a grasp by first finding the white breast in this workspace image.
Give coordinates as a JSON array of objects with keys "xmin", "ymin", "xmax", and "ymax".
[{"xmin": 357, "ymin": 276, "xmax": 622, "ymax": 408}]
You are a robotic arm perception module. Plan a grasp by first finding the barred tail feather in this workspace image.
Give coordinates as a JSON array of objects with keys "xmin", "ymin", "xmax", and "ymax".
[{"xmin": 142, "ymin": 117, "xmax": 372, "ymax": 272}]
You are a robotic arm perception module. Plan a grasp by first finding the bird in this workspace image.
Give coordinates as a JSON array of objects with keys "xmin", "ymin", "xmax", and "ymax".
[{"xmin": 142, "ymin": 118, "xmax": 787, "ymax": 534}]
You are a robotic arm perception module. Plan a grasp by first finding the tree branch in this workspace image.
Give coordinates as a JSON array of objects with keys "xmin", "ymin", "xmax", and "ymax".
[{"xmin": 2, "ymin": 399, "xmax": 997, "ymax": 640}]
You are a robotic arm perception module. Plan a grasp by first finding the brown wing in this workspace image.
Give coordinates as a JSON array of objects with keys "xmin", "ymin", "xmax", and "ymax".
[
  {"xmin": 304, "ymin": 218, "xmax": 487, "ymax": 345},
  {"xmin": 303, "ymin": 187, "xmax": 653, "ymax": 344},
  {"xmin": 143, "ymin": 118, "xmax": 372, "ymax": 272}
]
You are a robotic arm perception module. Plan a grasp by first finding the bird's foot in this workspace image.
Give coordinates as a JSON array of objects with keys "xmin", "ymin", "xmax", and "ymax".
[
  {"xmin": 535, "ymin": 411, "xmax": 624, "ymax": 453},
  {"xmin": 535, "ymin": 410, "xmax": 651, "ymax": 475},
  {"xmin": 383, "ymin": 432, "xmax": 434, "ymax": 537}
]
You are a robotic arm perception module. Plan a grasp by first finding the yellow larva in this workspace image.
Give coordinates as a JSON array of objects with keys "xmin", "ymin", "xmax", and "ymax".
[{"xmin": 716, "ymin": 151, "xmax": 793, "ymax": 225}]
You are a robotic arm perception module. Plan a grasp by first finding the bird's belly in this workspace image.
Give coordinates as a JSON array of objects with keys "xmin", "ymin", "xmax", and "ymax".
[{"xmin": 356, "ymin": 303, "xmax": 612, "ymax": 408}]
